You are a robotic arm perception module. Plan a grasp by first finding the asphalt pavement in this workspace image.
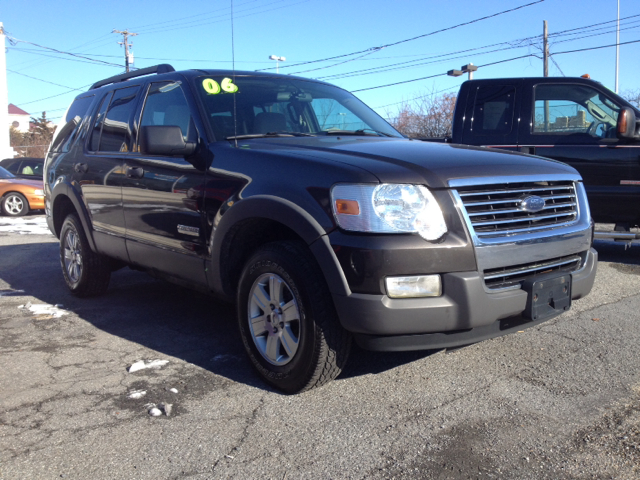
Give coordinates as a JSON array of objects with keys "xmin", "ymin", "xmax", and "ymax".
[{"xmin": 1, "ymin": 214, "xmax": 639, "ymax": 479}]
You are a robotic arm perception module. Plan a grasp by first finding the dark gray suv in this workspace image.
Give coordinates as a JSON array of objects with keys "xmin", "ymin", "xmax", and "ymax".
[{"xmin": 44, "ymin": 65, "xmax": 597, "ymax": 393}]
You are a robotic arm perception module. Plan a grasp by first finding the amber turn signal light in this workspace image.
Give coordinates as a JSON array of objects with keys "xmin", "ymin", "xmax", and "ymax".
[{"xmin": 335, "ymin": 199, "xmax": 360, "ymax": 215}]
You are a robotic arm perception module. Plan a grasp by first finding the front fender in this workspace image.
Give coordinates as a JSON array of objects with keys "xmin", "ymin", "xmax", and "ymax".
[{"xmin": 207, "ymin": 195, "xmax": 351, "ymax": 298}]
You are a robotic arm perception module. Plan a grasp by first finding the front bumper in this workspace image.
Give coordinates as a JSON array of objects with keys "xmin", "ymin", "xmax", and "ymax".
[{"xmin": 332, "ymin": 247, "xmax": 597, "ymax": 351}]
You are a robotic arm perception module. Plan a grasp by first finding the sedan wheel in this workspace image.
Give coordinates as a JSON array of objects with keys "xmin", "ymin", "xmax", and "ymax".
[{"xmin": 2, "ymin": 193, "xmax": 29, "ymax": 216}]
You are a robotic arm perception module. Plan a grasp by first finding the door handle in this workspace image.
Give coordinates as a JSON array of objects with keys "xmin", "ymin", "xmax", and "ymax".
[
  {"xmin": 126, "ymin": 167, "xmax": 144, "ymax": 179},
  {"xmin": 74, "ymin": 163, "xmax": 88, "ymax": 173}
]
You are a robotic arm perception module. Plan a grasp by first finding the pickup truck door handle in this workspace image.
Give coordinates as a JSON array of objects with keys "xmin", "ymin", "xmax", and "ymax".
[
  {"xmin": 74, "ymin": 163, "xmax": 88, "ymax": 174},
  {"xmin": 126, "ymin": 167, "xmax": 144, "ymax": 179}
]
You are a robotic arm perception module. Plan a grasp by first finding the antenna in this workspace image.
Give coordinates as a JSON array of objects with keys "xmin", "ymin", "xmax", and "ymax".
[{"xmin": 231, "ymin": 0, "xmax": 238, "ymax": 148}]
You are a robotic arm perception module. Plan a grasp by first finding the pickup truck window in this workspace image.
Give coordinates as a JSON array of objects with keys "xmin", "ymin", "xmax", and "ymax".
[
  {"xmin": 533, "ymin": 84, "xmax": 620, "ymax": 138},
  {"xmin": 195, "ymin": 75, "xmax": 402, "ymax": 140},
  {"xmin": 470, "ymin": 85, "xmax": 515, "ymax": 135}
]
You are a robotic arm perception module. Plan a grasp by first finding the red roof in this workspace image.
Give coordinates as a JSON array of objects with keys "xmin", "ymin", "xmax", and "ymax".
[{"xmin": 8, "ymin": 104, "xmax": 29, "ymax": 115}]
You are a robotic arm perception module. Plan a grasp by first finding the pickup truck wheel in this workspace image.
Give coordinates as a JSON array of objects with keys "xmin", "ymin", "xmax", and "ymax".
[
  {"xmin": 60, "ymin": 213, "xmax": 111, "ymax": 297},
  {"xmin": 237, "ymin": 241, "xmax": 351, "ymax": 393},
  {"xmin": 2, "ymin": 193, "xmax": 29, "ymax": 216}
]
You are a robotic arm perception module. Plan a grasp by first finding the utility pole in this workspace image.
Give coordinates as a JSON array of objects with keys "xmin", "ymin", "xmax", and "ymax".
[
  {"xmin": 543, "ymin": 20, "xmax": 549, "ymax": 77},
  {"xmin": 615, "ymin": 0, "xmax": 620, "ymax": 93},
  {"xmin": 113, "ymin": 29, "xmax": 137, "ymax": 72}
]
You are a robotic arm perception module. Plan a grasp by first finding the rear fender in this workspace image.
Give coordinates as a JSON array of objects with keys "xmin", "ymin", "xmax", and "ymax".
[{"xmin": 50, "ymin": 180, "xmax": 97, "ymax": 252}]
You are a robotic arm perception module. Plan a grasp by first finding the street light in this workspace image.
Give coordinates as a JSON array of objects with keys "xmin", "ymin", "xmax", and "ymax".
[
  {"xmin": 447, "ymin": 63, "xmax": 478, "ymax": 80},
  {"xmin": 269, "ymin": 55, "xmax": 286, "ymax": 73}
]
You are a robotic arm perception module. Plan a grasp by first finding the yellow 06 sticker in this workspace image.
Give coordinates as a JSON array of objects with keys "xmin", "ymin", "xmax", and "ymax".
[
  {"xmin": 202, "ymin": 78, "xmax": 221, "ymax": 94},
  {"xmin": 202, "ymin": 77, "xmax": 238, "ymax": 94},
  {"xmin": 221, "ymin": 77, "xmax": 238, "ymax": 93}
]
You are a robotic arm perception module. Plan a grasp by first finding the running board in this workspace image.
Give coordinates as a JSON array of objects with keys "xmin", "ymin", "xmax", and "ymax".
[{"xmin": 594, "ymin": 230, "xmax": 640, "ymax": 241}]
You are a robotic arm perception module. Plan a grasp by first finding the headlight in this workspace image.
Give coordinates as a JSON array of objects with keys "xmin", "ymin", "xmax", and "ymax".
[
  {"xmin": 331, "ymin": 183, "xmax": 447, "ymax": 241},
  {"xmin": 34, "ymin": 189, "xmax": 44, "ymax": 196}
]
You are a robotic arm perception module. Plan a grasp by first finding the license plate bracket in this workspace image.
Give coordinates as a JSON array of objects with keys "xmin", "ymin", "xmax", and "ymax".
[{"xmin": 522, "ymin": 273, "xmax": 572, "ymax": 321}]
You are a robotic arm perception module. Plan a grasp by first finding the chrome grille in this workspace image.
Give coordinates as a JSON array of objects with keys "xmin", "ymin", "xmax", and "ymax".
[
  {"xmin": 483, "ymin": 254, "xmax": 582, "ymax": 290},
  {"xmin": 456, "ymin": 181, "xmax": 578, "ymax": 238}
]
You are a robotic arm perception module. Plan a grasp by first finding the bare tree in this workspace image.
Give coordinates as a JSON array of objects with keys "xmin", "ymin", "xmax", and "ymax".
[
  {"xmin": 388, "ymin": 91, "xmax": 457, "ymax": 139},
  {"xmin": 622, "ymin": 89, "xmax": 640, "ymax": 109}
]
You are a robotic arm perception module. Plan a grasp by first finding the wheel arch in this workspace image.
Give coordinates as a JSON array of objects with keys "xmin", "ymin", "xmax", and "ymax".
[
  {"xmin": 208, "ymin": 195, "xmax": 351, "ymax": 300},
  {"xmin": 50, "ymin": 182, "xmax": 97, "ymax": 251}
]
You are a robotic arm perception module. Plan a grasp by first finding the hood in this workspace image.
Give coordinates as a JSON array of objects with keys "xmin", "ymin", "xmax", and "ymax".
[{"xmin": 235, "ymin": 137, "xmax": 580, "ymax": 188}]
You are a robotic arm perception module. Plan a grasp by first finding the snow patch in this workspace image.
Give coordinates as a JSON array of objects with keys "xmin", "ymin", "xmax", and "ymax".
[
  {"xmin": 18, "ymin": 301, "xmax": 68, "ymax": 318},
  {"xmin": 0, "ymin": 216, "xmax": 53, "ymax": 236},
  {"xmin": 0, "ymin": 289, "xmax": 25, "ymax": 297},
  {"xmin": 128, "ymin": 359, "xmax": 170, "ymax": 373},
  {"xmin": 127, "ymin": 390, "xmax": 147, "ymax": 400},
  {"xmin": 210, "ymin": 354, "xmax": 238, "ymax": 362},
  {"xmin": 144, "ymin": 402, "xmax": 172, "ymax": 417}
]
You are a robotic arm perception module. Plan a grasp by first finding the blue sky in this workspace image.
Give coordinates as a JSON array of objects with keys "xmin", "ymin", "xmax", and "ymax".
[{"xmin": 3, "ymin": 0, "xmax": 639, "ymax": 123}]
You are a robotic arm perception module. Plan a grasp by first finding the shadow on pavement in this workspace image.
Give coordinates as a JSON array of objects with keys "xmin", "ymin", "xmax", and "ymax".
[{"xmin": 0, "ymin": 241, "xmax": 435, "ymax": 392}]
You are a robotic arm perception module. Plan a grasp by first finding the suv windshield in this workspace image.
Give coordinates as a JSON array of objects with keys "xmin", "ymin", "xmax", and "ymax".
[
  {"xmin": 0, "ymin": 166, "xmax": 16, "ymax": 179},
  {"xmin": 194, "ymin": 74, "xmax": 402, "ymax": 140}
]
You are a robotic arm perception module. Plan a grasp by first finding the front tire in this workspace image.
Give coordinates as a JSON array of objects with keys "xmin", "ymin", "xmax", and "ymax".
[
  {"xmin": 60, "ymin": 213, "xmax": 111, "ymax": 297},
  {"xmin": 2, "ymin": 193, "xmax": 29, "ymax": 216},
  {"xmin": 237, "ymin": 241, "xmax": 351, "ymax": 393}
]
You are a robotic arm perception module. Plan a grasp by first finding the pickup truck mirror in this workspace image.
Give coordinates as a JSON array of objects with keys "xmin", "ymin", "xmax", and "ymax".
[
  {"xmin": 617, "ymin": 107, "xmax": 638, "ymax": 139},
  {"xmin": 140, "ymin": 125, "xmax": 197, "ymax": 157}
]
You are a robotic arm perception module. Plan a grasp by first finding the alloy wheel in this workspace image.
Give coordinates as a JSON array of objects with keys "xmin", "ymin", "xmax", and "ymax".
[{"xmin": 247, "ymin": 273, "xmax": 301, "ymax": 366}]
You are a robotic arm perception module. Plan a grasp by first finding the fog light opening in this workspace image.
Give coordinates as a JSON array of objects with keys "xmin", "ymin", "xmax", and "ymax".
[{"xmin": 386, "ymin": 274, "xmax": 442, "ymax": 298}]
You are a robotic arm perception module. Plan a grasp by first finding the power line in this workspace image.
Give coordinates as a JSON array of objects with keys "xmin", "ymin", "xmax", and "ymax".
[
  {"xmin": 354, "ymin": 36, "xmax": 640, "ymax": 93},
  {"xmin": 135, "ymin": 0, "xmax": 313, "ymax": 35},
  {"xmin": 258, "ymin": 0, "xmax": 546, "ymax": 72},
  {"xmin": 18, "ymin": 83, "xmax": 94, "ymax": 106},
  {"xmin": 5, "ymin": 34, "xmax": 124, "ymax": 68},
  {"xmin": 316, "ymin": 15, "xmax": 640, "ymax": 81},
  {"xmin": 6, "ymin": 69, "xmax": 88, "ymax": 91}
]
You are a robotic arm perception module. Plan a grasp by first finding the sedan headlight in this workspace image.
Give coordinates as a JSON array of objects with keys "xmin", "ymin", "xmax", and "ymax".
[
  {"xmin": 331, "ymin": 183, "xmax": 447, "ymax": 241},
  {"xmin": 34, "ymin": 189, "xmax": 44, "ymax": 196}
]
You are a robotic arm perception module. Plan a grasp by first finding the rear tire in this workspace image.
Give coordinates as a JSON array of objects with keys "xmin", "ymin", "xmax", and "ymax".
[
  {"xmin": 60, "ymin": 213, "xmax": 111, "ymax": 297},
  {"xmin": 237, "ymin": 241, "xmax": 351, "ymax": 393},
  {"xmin": 2, "ymin": 193, "xmax": 29, "ymax": 216}
]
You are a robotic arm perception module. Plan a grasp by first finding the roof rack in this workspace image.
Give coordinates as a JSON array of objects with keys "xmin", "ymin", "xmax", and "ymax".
[{"xmin": 90, "ymin": 64, "xmax": 176, "ymax": 90}]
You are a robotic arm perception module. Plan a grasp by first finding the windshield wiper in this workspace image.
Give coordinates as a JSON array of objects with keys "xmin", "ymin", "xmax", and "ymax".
[
  {"xmin": 324, "ymin": 128, "xmax": 394, "ymax": 137},
  {"xmin": 226, "ymin": 131, "xmax": 316, "ymax": 140}
]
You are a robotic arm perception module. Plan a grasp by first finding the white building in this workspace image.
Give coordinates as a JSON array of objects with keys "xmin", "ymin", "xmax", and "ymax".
[{"xmin": 9, "ymin": 104, "xmax": 30, "ymax": 133}]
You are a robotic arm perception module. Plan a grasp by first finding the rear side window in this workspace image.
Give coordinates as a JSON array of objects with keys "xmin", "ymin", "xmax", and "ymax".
[
  {"xmin": 19, "ymin": 159, "xmax": 43, "ymax": 176},
  {"xmin": 90, "ymin": 86, "xmax": 141, "ymax": 153},
  {"xmin": 2, "ymin": 159, "xmax": 20, "ymax": 174},
  {"xmin": 49, "ymin": 94, "xmax": 95, "ymax": 153},
  {"xmin": 469, "ymin": 86, "xmax": 515, "ymax": 135}
]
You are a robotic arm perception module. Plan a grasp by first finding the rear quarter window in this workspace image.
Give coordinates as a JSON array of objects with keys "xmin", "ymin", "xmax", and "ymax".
[{"xmin": 49, "ymin": 94, "xmax": 95, "ymax": 153}]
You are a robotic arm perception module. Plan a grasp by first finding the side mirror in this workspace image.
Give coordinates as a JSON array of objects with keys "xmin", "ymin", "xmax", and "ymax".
[
  {"xmin": 617, "ymin": 107, "xmax": 638, "ymax": 139},
  {"xmin": 140, "ymin": 125, "xmax": 197, "ymax": 156}
]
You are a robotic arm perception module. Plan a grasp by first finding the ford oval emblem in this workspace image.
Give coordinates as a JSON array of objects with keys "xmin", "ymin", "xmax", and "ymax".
[{"xmin": 520, "ymin": 195, "xmax": 546, "ymax": 213}]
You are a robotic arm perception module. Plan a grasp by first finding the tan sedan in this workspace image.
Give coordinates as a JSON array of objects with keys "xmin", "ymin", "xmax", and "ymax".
[{"xmin": 0, "ymin": 165, "xmax": 45, "ymax": 216}]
